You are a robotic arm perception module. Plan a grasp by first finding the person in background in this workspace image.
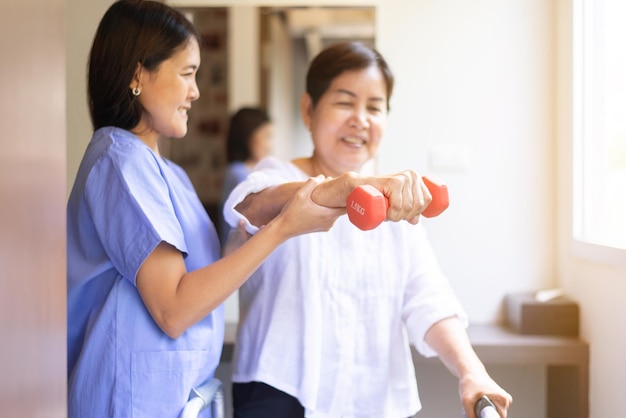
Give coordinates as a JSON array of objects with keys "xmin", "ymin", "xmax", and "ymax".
[
  {"xmin": 218, "ymin": 107, "xmax": 273, "ymax": 245},
  {"xmin": 224, "ymin": 41, "xmax": 513, "ymax": 418},
  {"xmin": 66, "ymin": 1, "xmax": 342, "ymax": 417}
]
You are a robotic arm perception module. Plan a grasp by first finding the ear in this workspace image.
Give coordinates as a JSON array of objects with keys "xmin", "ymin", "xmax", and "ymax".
[
  {"xmin": 300, "ymin": 93, "xmax": 313, "ymax": 131},
  {"xmin": 130, "ymin": 62, "xmax": 143, "ymax": 90}
]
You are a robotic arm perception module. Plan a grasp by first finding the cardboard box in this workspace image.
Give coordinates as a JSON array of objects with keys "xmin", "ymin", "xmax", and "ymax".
[{"xmin": 505, "ymin": 293, "xmax": 579, "ymax": 336}]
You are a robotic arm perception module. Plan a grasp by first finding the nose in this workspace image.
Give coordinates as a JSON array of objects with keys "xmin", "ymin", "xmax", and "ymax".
[
  {"xmin": 189, "ymin": 80, "xmax": 200, "ymax": 101},
  {"xmin": 350, "ymin": 108, "xmax": 370, "ymax": 130}
]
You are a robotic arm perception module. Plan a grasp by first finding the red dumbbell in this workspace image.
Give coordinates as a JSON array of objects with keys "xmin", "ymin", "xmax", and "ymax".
[{"xmin": 346, "ymin": 176, "xmax": 449, "ymax": 231}]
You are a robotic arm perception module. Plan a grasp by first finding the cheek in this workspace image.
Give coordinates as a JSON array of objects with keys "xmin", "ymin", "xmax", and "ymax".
[
  {"xmin": 366, "ymin": 122, "xmax": 386, "ymax": 153},
  {"xmin": 262, "ymin": 137, "xmax": 272, "ymax": 152},
  {"xmin": 312, "ymin": 120, "xmax": 342, "ymax": 145},
  {"xmin": 370, "ymin": 119, "xmax": 386, "ymax": 141},
  {"xmin": 367, "ymin": 139, "xmax": 381, "ymax": 157},
  {"xmin": 250, "ymin": 135, "xmax": 265, "ymax": 153},
  {"xmin": 313, "ymin": 107, "xmax": 343, "ymax": 130}
]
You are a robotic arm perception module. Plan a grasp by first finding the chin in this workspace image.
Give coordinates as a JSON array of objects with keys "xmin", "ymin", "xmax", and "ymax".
[{"xmin": 168, "ymin": 127, "xmax": 188, "ymax": 139}]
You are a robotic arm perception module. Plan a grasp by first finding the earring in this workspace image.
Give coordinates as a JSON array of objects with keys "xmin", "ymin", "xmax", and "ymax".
[{"xmin": 132, "ymin": 86, "xmax": 141, "ymax": 96}]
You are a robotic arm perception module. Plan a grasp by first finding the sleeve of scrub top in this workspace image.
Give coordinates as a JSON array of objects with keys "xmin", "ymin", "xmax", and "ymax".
[
  {"xmin": 401, "ymin": 225, "xmax": 468, "ymax": 358},
  {"xmin": 84, "ymin": 146, "xmax": 188, "ymax": 285}
]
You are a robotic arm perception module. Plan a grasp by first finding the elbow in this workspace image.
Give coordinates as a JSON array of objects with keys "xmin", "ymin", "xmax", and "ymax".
[
  {"xmin": 235, "ymin": 194, "xmax": 266, "ymax": 227},
  {"xmin": 163, "ymin": 327, "xmax": 184, "ymax": 340},
  {"xmin": 234, "ymin": 195, "xmax": 254, "ymax": 218},
  {"xmin": 154, "ymin": 313, "xmax": 188, "ymax": 339}
]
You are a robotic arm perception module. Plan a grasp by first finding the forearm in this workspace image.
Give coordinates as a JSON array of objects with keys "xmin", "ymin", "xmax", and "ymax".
[
  {"xmin": 235, "ymin": 172, "xmax": 359, "ymax": 226},
  {"xmin": 424, "ymin": 317, "xmax": 486, "ymax": 379},
  {"xmin": 234, "ymin": 183, "xmax": 301, "ymax": 228},
  {"xmin": 425, "ymin": 317, "xmax": 513, "ymax": 417},
  {"xmin": 235, "ymin": 168, "xmax": 430, "ymax": 229},
  {"xmin": 140, "ymin": 176, "xmax": 343, "ymax": 339},
  {"xmin": 171, "ymin": 219, "xmax": 287, "ymax": 333},
  {"xmin": 142, "ymin": 219, "xmax": 288, "ymax": 338}
]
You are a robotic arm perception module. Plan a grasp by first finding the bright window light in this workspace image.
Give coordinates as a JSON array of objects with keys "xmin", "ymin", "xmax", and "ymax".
[{"xmin": 573, "ymin": 0, "xmax": 626, "ymax": 252}]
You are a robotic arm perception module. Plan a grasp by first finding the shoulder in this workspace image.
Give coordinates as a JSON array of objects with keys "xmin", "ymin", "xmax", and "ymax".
[
  {"xmin": 108, "ymin": 128, "xmax": 158, "ymax": 164},
  {"xmin": 84, "ymin": 127, "xmax": 158, "ymax": 172},
  {"xmin": 83, "ymin": 128, "xmax": 168, "ymax": 195}
]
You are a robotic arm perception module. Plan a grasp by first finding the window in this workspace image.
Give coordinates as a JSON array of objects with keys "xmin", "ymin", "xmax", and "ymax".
[{"xmin": 573, "ymin": 0, "xmax": 626, "ymax": 257}]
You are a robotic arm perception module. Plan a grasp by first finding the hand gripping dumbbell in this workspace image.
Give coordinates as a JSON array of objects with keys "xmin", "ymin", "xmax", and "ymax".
[{"xmin": 346, "ymin": 176, "xmax": 449, "ymax": 231}]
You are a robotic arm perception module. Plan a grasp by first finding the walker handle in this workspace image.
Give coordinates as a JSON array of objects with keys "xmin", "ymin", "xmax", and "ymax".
[{"xmin": 475, "ymin": 395, "xmax": 500, "ymax": 418}]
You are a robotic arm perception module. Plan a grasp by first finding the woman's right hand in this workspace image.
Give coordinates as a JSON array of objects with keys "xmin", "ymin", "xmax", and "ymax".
[
  {"xmin": 366, "ymin": 170, "xmax": 432, "ymax": 225},
  {"xmin": 272, "ymin": 175, "xmax": 345, "ymax": 239}
]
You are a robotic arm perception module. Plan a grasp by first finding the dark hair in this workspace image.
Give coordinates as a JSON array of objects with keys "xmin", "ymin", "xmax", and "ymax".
[
  {"xmin": 226, "ymin": 107, "xmax": 271, "ymax": 163},
  {"xmin": 306, "ymin": 41, "xmax": 394, "ymax": 111},
  {"xmin": 87, "ymin": 0, "xmax": 201, "ymax": 130}
]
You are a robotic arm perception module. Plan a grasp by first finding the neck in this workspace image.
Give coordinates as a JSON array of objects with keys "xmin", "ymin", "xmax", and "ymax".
[
  {"xmin": 292, "ymin": 156, "xmax": 343, "ymax": 178},
  {"xmin": 130, "ymin": 127, "xmax": 160, "ymax": 155}
]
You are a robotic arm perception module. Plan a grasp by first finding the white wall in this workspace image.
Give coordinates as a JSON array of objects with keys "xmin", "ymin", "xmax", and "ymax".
[{"xmin": 376, "ymin": 0, "xmax": 557, "ymax": 323}]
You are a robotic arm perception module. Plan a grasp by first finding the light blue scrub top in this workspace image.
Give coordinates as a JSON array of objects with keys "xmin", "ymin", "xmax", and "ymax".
[{"xmin": 67, "ymin": 127, "xmax": 223, "ymax": 418}]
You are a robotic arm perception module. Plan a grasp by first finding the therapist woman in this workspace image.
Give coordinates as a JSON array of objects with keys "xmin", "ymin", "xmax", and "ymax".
[{"xmin": 66, "ymin": 1, "xmax": 342, "ymax": 417}]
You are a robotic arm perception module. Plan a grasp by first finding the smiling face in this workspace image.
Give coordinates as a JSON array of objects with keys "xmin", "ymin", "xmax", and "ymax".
[
  {"xmin": 301, "ymin": 65, "xmax": 388, "ymax": 177},
  {"xmin": 131, "ymin": 37, "xmax": 201, "ymax": 151}
]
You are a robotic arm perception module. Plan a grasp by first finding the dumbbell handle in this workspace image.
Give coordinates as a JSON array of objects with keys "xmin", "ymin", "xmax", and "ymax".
[{"xmin": 346, "ymin": 175, "xmax": 449, "ymax": 231}]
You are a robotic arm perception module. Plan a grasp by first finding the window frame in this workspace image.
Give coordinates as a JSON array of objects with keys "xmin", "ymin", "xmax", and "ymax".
[{"xmin": 571, "ymin": 0, "xmax": 626, "ymax": 268}]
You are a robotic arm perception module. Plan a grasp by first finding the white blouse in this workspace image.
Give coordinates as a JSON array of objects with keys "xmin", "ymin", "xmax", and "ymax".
[{"xmin": 224, "ymin": 157, "xmax": 468, "ymax": 418}]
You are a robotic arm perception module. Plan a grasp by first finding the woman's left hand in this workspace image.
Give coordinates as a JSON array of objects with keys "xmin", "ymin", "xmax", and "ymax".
[
  {"xmin": 459, "ymin": 371, "xmax": 513, "ymax": 418},
  {"xmin": 424, "ymin": 318, "xmax": 512, "ymax": 418}
]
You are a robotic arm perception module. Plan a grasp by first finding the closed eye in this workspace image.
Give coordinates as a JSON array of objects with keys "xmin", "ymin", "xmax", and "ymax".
[{"xmin": 182, "ymin": 65, "xmax": 199, "ymax": 77}]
